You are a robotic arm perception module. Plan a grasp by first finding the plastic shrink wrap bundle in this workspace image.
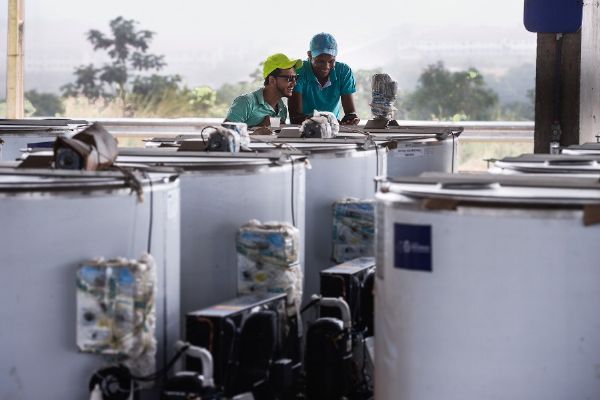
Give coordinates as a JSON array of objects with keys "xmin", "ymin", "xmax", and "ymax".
[
  {"xmin": 370, "ymin": 73, "xmax": 398, "ymax": 120},
  {"xmin": 202, "ymin": 126, "xmax": 241, "ymax": 152},
  {"xmin": 221, "ymin": 121, "xmax": 250, "ymax": 147},
  {"xmin": 236, "ymin": 220, "xmax": 302, "ymax": 315},
  {"xmin": 312, "ymin": 111, "xmax": 340, "ymax": 136},
  {"xmin": 76, "ymin": 254, "xmax": 157, "ymax": 377},
  {"xmin": 300, "ymin": 115, "xmax": 334, "ymax": 138},
  {"xmin": 331, "ymin": 198, "xmax": 375, "ymax": 263}
]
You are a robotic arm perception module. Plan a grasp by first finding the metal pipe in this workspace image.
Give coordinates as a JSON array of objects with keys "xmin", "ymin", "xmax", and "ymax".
[{"xmin": 175, "ymin": 341, "xmax": 214, "ymax": 387}]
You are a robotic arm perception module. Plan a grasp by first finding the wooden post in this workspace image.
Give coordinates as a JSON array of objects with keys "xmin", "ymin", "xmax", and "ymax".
[
  {"xmin": 6, "ymin": 0, "xmax": 24, "ymax": 119},
  {"xmin": 534, "ymin": 2, "xmax": 600, "ymax": 152},
  {"xmin": 533, "ymin": 32, "xmax": 581, "ymax": 153},
  {"xmin": 579, "ymin": 0, "xmax": 600, "ymax": 143}
]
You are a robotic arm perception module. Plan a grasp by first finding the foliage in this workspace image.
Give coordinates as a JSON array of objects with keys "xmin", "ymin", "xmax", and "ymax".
[
  {"xmin": 189, "ymin": 86, "xmax": 218, "ymax": 114},
  {"xmin": 25, "ymin": 90, "xmax": 65, "ymax": 117},
  {"xmin": 0, "ymin": 98, "xmax": 36, "ymax": 117},
  {"xmin": 131, "ymin": 74, "xmax": 181, "ymax": 97},
  {"xmin": 459, "ymin": 141, "xmax": 533, "ymax": 171},
  {"xmin": 402, "ymin": 61, "xmax": 498, "ymax": 121},
  {"xmin": 61, "ymin": 16, "xmax": 179, "ymax": 116}
]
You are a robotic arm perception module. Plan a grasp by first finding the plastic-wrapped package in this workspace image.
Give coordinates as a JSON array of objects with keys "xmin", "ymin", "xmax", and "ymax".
[
  {"xmin": 202, "ymin": 126, "xmax": 241, "ymax": 152},
  {"xmin": 332, "ymin": 198, "xmax": 375, "ymax": 263},
  {"xmin": 222, "ymin": 121, "xmax": 250, "ymax": 147},
  {"xmin": 76, "ymin": 254, "xmax": 157, "ymax": 376},
  {"xmin": 300, "ymin": 115, "xmax": 333, "ymax": 138},
  {"xmin": 313, "ymin": 110, "xmax": 340, "ymax": 136},
  {"xmin": 370, "ymin": 73, "xmax": 398, "ymax": 120},
  {"xmin": 236, "ymin": 220, "xmax": 302, "ymax": 314}
]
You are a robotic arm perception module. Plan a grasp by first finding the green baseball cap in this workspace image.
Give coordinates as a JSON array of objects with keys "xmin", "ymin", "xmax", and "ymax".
[{"xmin": 262, "ymin": 53, "xmax": 303, "ymax": 78}]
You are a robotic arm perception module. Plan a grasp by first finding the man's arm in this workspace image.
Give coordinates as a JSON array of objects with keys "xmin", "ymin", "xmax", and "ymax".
[
  {"xmin": 340, "ymin": 94, "xmax": 360, "ymax": 125},
  {"xmin": 289, "ymin": 92, "xmax": 307, "ymax": 125}
]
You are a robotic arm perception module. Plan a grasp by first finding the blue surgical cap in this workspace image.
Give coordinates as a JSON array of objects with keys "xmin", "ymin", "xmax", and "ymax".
[{"xmin": 309, "ymin": 33, "xmax": 338, "ymax": 58}]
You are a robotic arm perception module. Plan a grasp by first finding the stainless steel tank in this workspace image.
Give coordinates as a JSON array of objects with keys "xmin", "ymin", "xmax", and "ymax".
[
  {"xmin": 249, "ymin": 138, "xmax": 386, "ymax": 303},
  {"xmin": 339, "ymin": 125, "xmax": 461, "ymax": 177},
  {"xmin": 0, "ymin": 168, "xmax": 180, "ymax": 399},
  {"xmin": 375, "ymin": 173, "xmax": 600, "ymax": 400},
  {"xmin": 116, "ymin": 149, "xmax": 307, "ymax": 315},
  {"xmin": 0, "ymin": 119, "xmax": 86, "ymax": 161}
]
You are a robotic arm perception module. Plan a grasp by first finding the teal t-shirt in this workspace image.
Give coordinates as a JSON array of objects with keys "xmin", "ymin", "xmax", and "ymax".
[
  {"xmin": 225, "ymin": 88, "xmax": 287, "ymax": 128},
  {"xmin": 293, "ymin": 60, "xmax": 356, "ymax": 118}
]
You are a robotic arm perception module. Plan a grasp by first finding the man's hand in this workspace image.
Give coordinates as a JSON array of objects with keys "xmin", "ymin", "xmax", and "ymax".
[{"xmin": 340, "ymin": 113, "xmax": 360, "ymax": 125}]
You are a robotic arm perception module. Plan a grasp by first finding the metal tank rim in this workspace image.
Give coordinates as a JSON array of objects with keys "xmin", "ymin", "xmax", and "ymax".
[
  {"xmin": 0, "ymin": 168, "xmax": 178, "ymax": 196},
  {"xmin": 379, "ymin": 173, "xmax": 600, "ymax": 205}
]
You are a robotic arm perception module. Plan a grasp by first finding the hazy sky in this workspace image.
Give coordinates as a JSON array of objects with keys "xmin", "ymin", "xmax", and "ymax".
[{"xmin": 0, "ymin": 0, "xmax": 537, "ymax": 92}]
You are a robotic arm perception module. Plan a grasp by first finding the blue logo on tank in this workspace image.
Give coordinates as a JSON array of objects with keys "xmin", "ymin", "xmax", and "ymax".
[{"xmin": 394, "ymin": 223, "xmax": 432, "ymax": 272}]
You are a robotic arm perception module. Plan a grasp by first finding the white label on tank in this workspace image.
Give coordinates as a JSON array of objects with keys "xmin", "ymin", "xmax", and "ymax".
[
  {"xmin": 167, "ymin": 191, "xmax": 179, "ymax": 220},
  {"xmin": 392, "ymin": 147, "xmax": 425, "ymax": 158}
]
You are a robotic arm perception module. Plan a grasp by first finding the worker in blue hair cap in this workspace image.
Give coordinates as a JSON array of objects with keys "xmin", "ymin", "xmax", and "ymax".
[{"xmin": 289, "ymin": 32, "xmax": 360, "ymax": 125}]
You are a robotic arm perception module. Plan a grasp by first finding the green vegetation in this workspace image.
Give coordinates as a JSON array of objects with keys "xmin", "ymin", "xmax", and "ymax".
[
  {"xmin": 354, "ymin": 62, "xmax": 533, "ymax": 122},
  {"xmin": 56, "ymin": 17, "xmax": 534, "ymax": 122},
  {"xmin": 25, "ymin": 90, "xmax": 65, "ymax": 116},
  {"xmin": 459, "ymin": 141, "xmax": 533, "ymax": 171},
  {"xmin": 61, "ymin": 16, "xmax": 183, "ymax": 116},
  {"xmin": 401, "ymin": 62, "xmax": 498, "ymax": 121}
]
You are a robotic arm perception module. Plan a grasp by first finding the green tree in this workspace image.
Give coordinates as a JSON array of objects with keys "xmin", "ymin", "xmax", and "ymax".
[
  {"xmin": 25, "ymin": 90, "xmax": 64, "ymax": 117},
  {"xmin": 189, "ymin": 87, "xmax": 217, "ymax": 113},
  {"xmin": 61, "ymin": 16, "xmax": 179, "ymax": 116},
  {"xmin": 403, "ymin": 61, "xmax": 498, "ymax": 121}
]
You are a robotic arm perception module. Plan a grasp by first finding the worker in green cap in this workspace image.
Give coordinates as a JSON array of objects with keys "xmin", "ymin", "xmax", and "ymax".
[
  {"xmin": 225, "ymin": 53, "xmax": 303, "ymax": 128},
  {"xmin": 289, "ymin": 33, "xmax": 360, "ymax": 125}
]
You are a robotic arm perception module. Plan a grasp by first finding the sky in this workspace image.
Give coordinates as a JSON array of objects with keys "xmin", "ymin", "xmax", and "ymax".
[{"xmin": 0, "ymin": 0, "xmax": 537, "ymax": 93}]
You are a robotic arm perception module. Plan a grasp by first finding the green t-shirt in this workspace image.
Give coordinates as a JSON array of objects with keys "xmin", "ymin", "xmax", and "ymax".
[
  {"xmin": 225, "ymin": 88, "xmax": 287, "ymax": 128},
  {"xmin": 293, "ymin": 60, "xmax": 356, "ymax": 118}
]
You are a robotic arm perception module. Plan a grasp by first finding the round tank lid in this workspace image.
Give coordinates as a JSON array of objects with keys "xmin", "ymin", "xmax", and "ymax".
[
  {"xmin": 562, "ymin": 142, "xmax": 600, "ymax": 155},
  {"xmin": 382, "ymin": 173, "xmax": 600, "ymax": 205},
  {"xmin": 0, "ymin": 168, "xmax": 174, "ymax": 192},
  {"xmin": 117, "ymin": 148, "xmax": 304, "ymax": 167},
  {"xmin": 494, "ymin": 154, "xmax": 600, "ymax": 174}
]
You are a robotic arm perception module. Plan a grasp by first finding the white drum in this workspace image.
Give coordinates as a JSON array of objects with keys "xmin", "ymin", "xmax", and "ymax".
[
  {"xmin": 116, "ymin": 149, "xmax": 307, "ymax": 315},
  {"xmin": 249, "ymin": 138, "xmax": 386, "ymax": 303},
  {"xmin": 376, "ymin": 173, "xmax": 600, "ymax": 400},
  {"xmin": 0, "ymin": 168, "xmax": 180, "ymax": 399}
]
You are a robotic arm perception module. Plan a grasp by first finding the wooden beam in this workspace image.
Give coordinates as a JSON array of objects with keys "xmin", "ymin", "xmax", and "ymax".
[
  {"xmin": 6, "ymin": 0, "xmax": 24, "ymax": 119},
  {"xmin": 533, "ymin": 32, "xmax": 581, "ymax": 153},
  {"xmin": 579, "ymin": 0, "xmax": 600, "ymax": 143}
]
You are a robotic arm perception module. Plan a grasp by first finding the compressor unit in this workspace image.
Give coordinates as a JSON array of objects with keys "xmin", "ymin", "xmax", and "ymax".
[
  {"xmin": 319, "ymin": 257, "xmax": 375, "ymax": 335},
  {"xmin": 186, "ymin": 293, "xmax": 301, "ymax": 399}
]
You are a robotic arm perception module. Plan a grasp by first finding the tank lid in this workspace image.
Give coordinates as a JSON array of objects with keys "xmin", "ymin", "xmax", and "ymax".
[
  {"xmin": 249, "ymin": 137, "xmax": 381, "ymax": 153},
  {"xmin": 339, "ymin": 124, "xmax": 463, "ymax": 140},
  {"xmin": 116, "ymin": 147, "xmax": 306, "ymax": 168},
  {"xmin": 0, "ymin": 168, "xmax": 175, "ymax": 192},
  {"xmin": 562, "ymin": 142, "xmax": 600, "ymax": 155},
  {"xmin": 494, "ymin": 154, "xmax": 600, "ymax": 174},
  {"xmin": 0, "ymin": 118, "xmax": 89, "ymax": 134},
  {"xmin": 382, "ymin": 173, "xmax": 600, "ymax": 205}
]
